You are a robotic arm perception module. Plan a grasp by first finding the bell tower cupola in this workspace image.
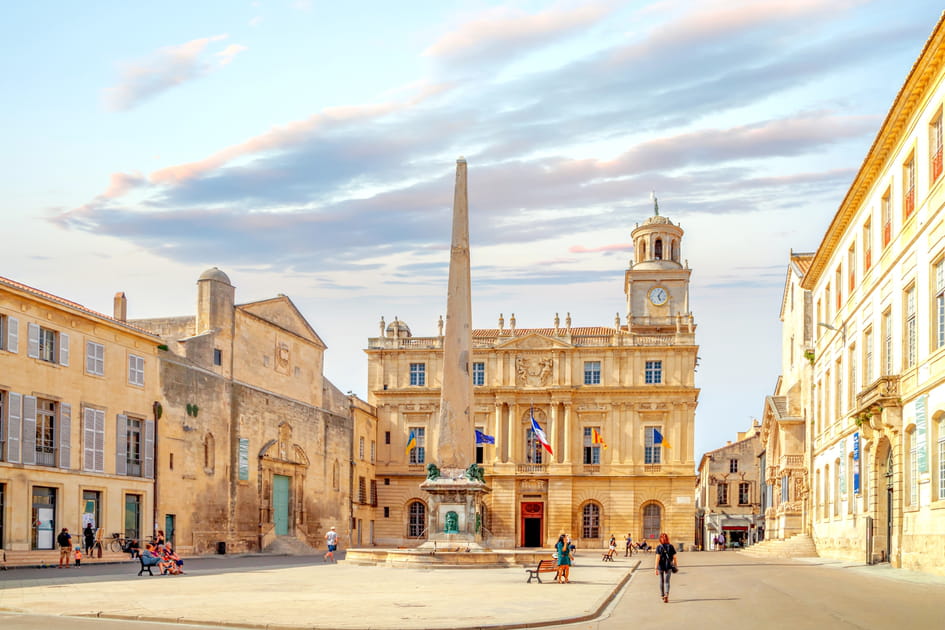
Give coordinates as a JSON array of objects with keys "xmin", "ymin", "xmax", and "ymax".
[{"xmin": 624, "ymin": 195, "xmax": 694, "ymax": 332}]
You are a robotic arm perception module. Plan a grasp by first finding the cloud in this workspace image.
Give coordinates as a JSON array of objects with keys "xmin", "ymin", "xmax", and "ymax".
[
  {"xmin": 569, "ymin": 244, "xmax": 632, "ymax": 254},
  {"xmin": 424, "ymin": 2, "xmax": 615, "ymax": 69},
  {"xmin": 103, "ymin": 172, "xmax": 146, "ymax": 198},
  {"xmin": 103, "ymin": 35, "xmax": 245, "ymax": 111}
]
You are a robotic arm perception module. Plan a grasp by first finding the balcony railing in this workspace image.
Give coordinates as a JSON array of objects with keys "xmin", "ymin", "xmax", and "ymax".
[
  {"xmin": 516, "ymin": 464, "xmax": 547, "ymax": 474},
  {"xmin": 367, "ymin": 330, "xmax": 695, "ymax": 350},
  {"xmin": 582, "ymin": 465, "xmax": 600, "ymax": 474}
]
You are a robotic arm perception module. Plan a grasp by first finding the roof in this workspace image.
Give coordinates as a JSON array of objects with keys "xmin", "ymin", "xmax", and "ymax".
[
  {"xmin": 802, "ymin": 13, "xmax": 945, "ymax": 288},
  {"xmin": 779, "ymin": 252, "xmax": 815, "ymax": 320},
  {"xmin": 0, "ymin": 275, "xmax": 160, "ymax": 339}
]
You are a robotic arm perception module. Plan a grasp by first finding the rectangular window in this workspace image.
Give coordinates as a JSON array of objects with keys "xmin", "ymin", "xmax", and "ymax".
[
  {"xmin": 370, "ymin": 480, "xmax": 377, "ymax": 506},
  {"xmin": 863, "ymin": 218, "xmax": 873, "ymax": 272},
  {"xmin": 644, "ymin": 360, "xmax": 662, "ymax": 384},
  {"xmin": 36, "ymin": 398, "xmax": 57, "ymax": 467},
  {"xmin": 910, "ymin": 431, "xmax": 918, "ymax": 506},
  {"xmin": 128, "ymin": 354, "xmax": 144, "ymax": 386},
  {"xmin": 82, "ymin": 407, "xmax": 105, "ymax": 472},
  {"xmin": 782, "ymin": 475, "xmax": 790, "ymax": 504},
  {"xmin": 848, "ymin": 245, "xmax": 856, "ymax": 292},
  {"xmin": 126, "ymin": 418, "xmax": 142, "ymax": 477},
  {"xmin": 583, "ymin": 427, "xmax": 601, "ymax": 464},
  {"xmin": 584, "ymin": 361, "xmax": 601, "ymax": 385},
  {"xmin": 738, "ymin": 482, "xmax": 750, "ymax": 505},
  {"xmin": 358, "ymin": 477, "xmax": 367, "ymax": 504},
  {"xmin": 938, "ymin": 419, "xmax": 945, "ymax": 500},
  {"xmin": 835, "ymin": 266, "xmax": 842, "ymax": 310},
  {"xmin": 728, "ymin": 459, "xmax": 738, "ymax": 473},
  {"xmin": 816, "ymin": 300, "xmax": 822, "ymax": 337},
  {"xmin": 932, "ymin": 109, "xmax": 944, "ymax": 183},
  {"xmin": 213, "ymin": 348, "xmax": 222, "ymax": 366},
  {"xmin": 85, "ymin": 341, "xmax": 104, "ymax": 376},
  {"xmin": 835, "ymin": 359, "xmax": 843, "ymax": 419},
  {"xmin": 936, "ymin": 260, "xmax": 945, "ymax": 349},
  {"xmin": 124, "ymin": 493, "xmax": 141, "ymax": 539},
  {"xmin": 370, "ymin": 440, "xmax": 376, "ymax": 463},
  {"xmin": 383, "ymin": 506, "xmax": 390, "ymax": 518},
  {"xmin": 472, "ymin": 362, "xmax": 485, "ymax": 386},
  {"xmin": 848, "ymin": 344, "xmax": 857, "ymax": 408},
  {"xmin": 904, "ymin": 154, "xmax": 916, "ymax": 219},
  {"xmin": 905, "ymin": 285, "xmax": 917, "ymax": 368},
  {"xmin": 39, "ymin": 327, "xmax": 56, "ymax": 362},
  {"xmin": 882, "ymin": 309, "xmax": 893, "ymax": 375},
  {"xmin": 825, "ymin": 285, "xmax": 831, "ymax": 320},
  {"xmin": 359, "ymin": 436, "xmax": 364, "ymax": 460},
  {"xmin": 408, "ymin": 427, "xmax": 425, "ymax": 465},
  {"xmin": 0, "ymin": 390, "xmax": 4, "ymax": 461},
  {"xmin": 644, "ymin": 427, "xmax": 661, "ymax": 464},
  {"xmin": 863, "ymin": 328, "xmax": 873, "ymax": 387},
  {"xmin": 882, "ymin": 190, "xmax": 892, "ymax": 247},
  {"xmin": 409, "ymin": 363, "xmax": 426, "ymax": 386},
  {"xmin": 717, "ymin": 483, "xmax": 728, "ymax": 506}
]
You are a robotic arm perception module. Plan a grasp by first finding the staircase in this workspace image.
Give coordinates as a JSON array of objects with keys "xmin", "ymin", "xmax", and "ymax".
[
  {"xmin": 739, "ymin": 534, "xmax": 818, "ymax": 559},
  {"xmin": 262, "ymin": 536, "xmax": 317, "ymax": 555}
]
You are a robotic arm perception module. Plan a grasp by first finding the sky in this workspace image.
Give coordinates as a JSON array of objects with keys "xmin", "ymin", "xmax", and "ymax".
[{"xmin": 3, "ymin": 0, "xmax": 943, "ymax": 460}]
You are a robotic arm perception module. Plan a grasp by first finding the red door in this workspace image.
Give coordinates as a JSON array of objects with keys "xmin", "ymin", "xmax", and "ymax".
[{"xmin": 520, "ymin": 502, "xmax": 544, "ymax": 547}]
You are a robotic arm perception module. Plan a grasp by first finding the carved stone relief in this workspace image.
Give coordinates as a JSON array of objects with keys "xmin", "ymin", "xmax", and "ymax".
[{"xmin": 515, "ymin": 356, "xmax": 553, "ymax": 387}]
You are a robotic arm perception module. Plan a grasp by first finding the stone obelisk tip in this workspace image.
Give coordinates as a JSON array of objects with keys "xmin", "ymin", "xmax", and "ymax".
[{"xmin": 457, "ymin": 155, "xmax": 466, "ymax": 163}]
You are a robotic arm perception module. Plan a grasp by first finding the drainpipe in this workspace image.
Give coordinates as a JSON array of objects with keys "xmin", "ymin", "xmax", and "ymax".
[{"xmin": 152, "ymin": 400, "xmax": 161, "ymax": 544}]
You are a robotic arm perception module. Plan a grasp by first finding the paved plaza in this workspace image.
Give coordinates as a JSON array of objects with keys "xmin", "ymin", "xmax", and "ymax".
[{"xmin": 0, "ymin": 551, "xmax": 942, "ymax": 629}]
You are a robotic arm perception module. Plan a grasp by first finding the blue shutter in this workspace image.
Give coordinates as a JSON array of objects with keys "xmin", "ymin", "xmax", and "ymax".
[
  {"xmin": 116, "ymin": 414, "xmax": 128, "ymax": 475},
  {"xmin": 144, "ymin": 419, "xmax": 155, "ymax": 479},
  {"xmin": 6, "ymin": 392, "xmax": 21, "ymax": 463},
  {"xmin": 27, "ymin": 323, "xmax": 39, "ymax": 358},
  {"xmin": 59, "ymin": 332, "xmax": 70, "ymax": 366},
  {"xmin": 21, "ymin": 395, "xmax": 37, "ymax": 465},
  {"xmin": 58, "ymin": 403, "xmax": 71, "ymax": 469},
  {"xmin": 6, "ymin": 316, "xmax": 17, "ymax": 353}
]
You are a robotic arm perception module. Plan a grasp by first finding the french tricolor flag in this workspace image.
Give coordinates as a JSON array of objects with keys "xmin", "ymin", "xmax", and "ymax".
[{"xmin": 530, "ymin": 410, "xmax": 553, "ymax": 455}]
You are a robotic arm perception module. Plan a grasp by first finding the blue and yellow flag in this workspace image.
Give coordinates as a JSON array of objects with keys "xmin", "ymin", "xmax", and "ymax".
[
  {"xmin": 405, "ymin": 430, "xmax": 417, "ymax": 455},
  {"xmin": 654, "ymin": 429, "xmax": 671, "ymax": 449},
  {"xmin": 475, "ymin": 430, "xmax": 495, "ymax": 445}
]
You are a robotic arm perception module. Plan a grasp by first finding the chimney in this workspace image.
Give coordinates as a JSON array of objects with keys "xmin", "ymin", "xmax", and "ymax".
[{"xmin": 114, "ymin": 292, "xmax": 127, "ymax": 321}]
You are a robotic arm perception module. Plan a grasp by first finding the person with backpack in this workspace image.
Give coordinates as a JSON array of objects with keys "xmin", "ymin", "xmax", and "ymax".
[
  {"xmin": 654, "ymin": 532, "xmax": 678, "ymax": 603},
  {"xmin": 57, "ymin": 528, "xmax": 73, "ymax": 568}
]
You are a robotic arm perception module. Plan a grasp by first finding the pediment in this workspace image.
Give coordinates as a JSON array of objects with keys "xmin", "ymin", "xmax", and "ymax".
[
  {"xmin": 494, "ymin": 332, "xmax": 573, "ymax": 350},
  {"xmin": 238, "ymin": 295, "xmax": 326, "ymax": 348}
]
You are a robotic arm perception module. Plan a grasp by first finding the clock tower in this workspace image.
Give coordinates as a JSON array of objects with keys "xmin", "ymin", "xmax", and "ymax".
[{"xmin": 625, "ymin": 198, "xmax": 693, "ymax": 333}]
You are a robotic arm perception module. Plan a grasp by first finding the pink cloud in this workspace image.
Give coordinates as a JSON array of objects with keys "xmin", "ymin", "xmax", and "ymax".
[
  {"xmin": 569, "ymin": 244, "xmax": 632, "ymax": 254},
  {"xmin": 102, "ymin": 171, "xmax": 146, "ymax": 198}
]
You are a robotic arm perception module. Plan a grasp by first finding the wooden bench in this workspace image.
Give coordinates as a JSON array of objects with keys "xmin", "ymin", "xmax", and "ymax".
[
  {"xmin": 138, "ymin": 555, "xmax": 155, "ymax": 576},
  {"xmin": 525, "ymin": 558, "xmax": 557, "ymax": 583}
]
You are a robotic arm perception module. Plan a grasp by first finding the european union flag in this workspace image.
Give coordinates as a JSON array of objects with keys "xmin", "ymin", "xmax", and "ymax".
[{"xmin": 475, "ymin": 430, "xmax": 495, "ymax": 445}]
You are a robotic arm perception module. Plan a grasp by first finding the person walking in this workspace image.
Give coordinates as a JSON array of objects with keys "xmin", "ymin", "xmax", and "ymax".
[
  {"xmin": 625, "ymin": 533, "xmax": 633, "ymax": 557},
  {"xmin": 555, "ymin": 534, "xmax": 572, "ymax": 583},
  {"xmin": 654, "ymin": 532, "xmax": 678, "ymax": 603},
  {"xmin": 323, "ymin": 526, "xmax": 339, "ymax": 563},
  {"xmin": 56, "ymin": 528, "xmax": 73, "ymax": 569}
]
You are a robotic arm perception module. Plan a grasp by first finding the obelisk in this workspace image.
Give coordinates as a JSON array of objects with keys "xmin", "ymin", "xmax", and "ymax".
[{"xmin": 431, "ymin": 156, "xmax": 474, "ymax": 472}]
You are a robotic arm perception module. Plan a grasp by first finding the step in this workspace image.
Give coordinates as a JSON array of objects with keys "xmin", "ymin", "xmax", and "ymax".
[{"xmin": 1, "ymin": 549, "xmax": 136, "ymax": 569}]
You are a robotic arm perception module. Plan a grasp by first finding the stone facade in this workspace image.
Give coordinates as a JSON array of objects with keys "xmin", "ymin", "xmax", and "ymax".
[
  {"xmin": 801, "ymin": 16, "xmax": 945, "ymax": 575},
  {"xmin": 133, "ymin": 268, "xmax": 355, "ymax": 554},
  {"xmin": 695, "ymin": 424, "xmax": 762, "ymax": 549},
  {"xmin": 366, "ymin": 209, "xmax": 698, "ymax": 550},
  {"xmin": 0, "ymin": 277, "xmax": 160, "ymax": 560}
]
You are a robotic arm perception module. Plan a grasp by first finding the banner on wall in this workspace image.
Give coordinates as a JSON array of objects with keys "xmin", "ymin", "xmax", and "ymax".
[
  {"xmin": 916, "ymin": 395, "xmax": 929, "ymax": 474},
  {"xmin": 853, "ymin": 432, "xmax": 860, "ymax": 494}
]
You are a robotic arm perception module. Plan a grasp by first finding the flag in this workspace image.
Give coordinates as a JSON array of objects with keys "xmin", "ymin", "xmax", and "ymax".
[
  {"xmin": 405, "ymin": 430, "xmax": 417, "ymax": 455},
  {"xmin": 530, "ymin": 409, "xmax": 553, "ymax": 455},
  {"xmin": 592, "ymin": 428, "xmax": 608, "ymax": 448},
  {"xmin": 475, "ymin": 429, "xmax": 495, "ymax": 445},
  {"xmin": 654, "ymin": 429, "xmax": 671, "ymax": 449}
]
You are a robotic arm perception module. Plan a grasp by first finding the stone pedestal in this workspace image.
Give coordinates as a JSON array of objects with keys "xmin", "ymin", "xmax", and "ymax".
[{"xmin": 418, "ymin": 468, "xmax": 491, "ymax": 550}]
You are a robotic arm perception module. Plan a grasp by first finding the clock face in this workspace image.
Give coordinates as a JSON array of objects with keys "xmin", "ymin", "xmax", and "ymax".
[{"xmin": 649, "ymin": 287, "xmax": 668, "ymax": 306}]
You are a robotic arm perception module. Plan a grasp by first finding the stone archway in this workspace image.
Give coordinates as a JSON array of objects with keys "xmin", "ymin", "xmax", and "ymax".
[{"xmin": 870, "ymin": 436, "xmax": 893, "ymax": 564}]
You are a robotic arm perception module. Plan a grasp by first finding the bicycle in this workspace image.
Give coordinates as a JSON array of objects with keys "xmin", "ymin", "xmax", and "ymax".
[{"xmin": 107, "ymin": 533, "xmax": 140, "ymax": 553}]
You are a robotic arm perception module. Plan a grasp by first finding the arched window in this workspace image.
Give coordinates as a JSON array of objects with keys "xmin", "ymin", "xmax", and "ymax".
[
  {"xmin": 643, "ymin": 503, "xmax": 661, "ymax": 540},
  {"xmin": 407, "ymin": 500, "xmax": 426, "ymax": 538},
  {"xmin": 582, "ymin": 503, "xmax": 600, "ymax": 539},
  {"xmin": 654, "ymin": 239, "xmax": 663, "ymax": 260},
  {"xmin": 815, "ymin": 469, "xmax": 821, "ymax": 521}
]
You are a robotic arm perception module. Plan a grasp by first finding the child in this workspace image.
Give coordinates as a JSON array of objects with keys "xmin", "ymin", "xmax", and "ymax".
[{"xmin": 74, "ymin": 545, "xmax": 83, "ymax": 567}]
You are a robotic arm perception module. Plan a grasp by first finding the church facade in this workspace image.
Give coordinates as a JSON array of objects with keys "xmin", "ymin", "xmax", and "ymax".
[{"xmin": 366, "ymin": 209, "xmax": 698, "ymax": 549}]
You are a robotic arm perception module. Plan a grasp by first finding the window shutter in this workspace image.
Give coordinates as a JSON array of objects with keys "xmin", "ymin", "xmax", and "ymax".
[
  {"xmin": 116, "ymin": 414, "xmax": 128, "ymax": 475},
  {"xmin": 85, "ymin": 342, "xmax": 94, "ymax": 374},
  {"xmin": 59, "ymin": 403, "xmax": 71, "ymax": 469},
  {"xmin": 83, "ymin": 408, "xmax": 95, "ymax": 471},
  {"xmin": 6, "ymin": 392, "xmax": 21, "ymax": 463},
  {"xmin": 7, "ymin": 316, "xmax": 17, "ymax": 353},
  {"xmin": 59, "ymin": 332, "xmax": 69, "ymax": 366},
  {"xmin": 22, "ymin": 395, "xmax": 37, "ymax": 465},
  {"xmin": 94, "ymin": 409, "xmax": 105, "ymax": 472},
  {"xmin": 27, "ymin": 323, "xmax": 39, "ymax": 358},
  {"xmin": 144, "ymin": 419, "xmax": 155, "ymax": 479}
]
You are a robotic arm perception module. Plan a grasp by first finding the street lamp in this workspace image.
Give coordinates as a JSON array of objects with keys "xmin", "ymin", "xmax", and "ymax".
[{"xmin": 817, "ymin": 321, "xmax": 846, "ymax": 344}]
